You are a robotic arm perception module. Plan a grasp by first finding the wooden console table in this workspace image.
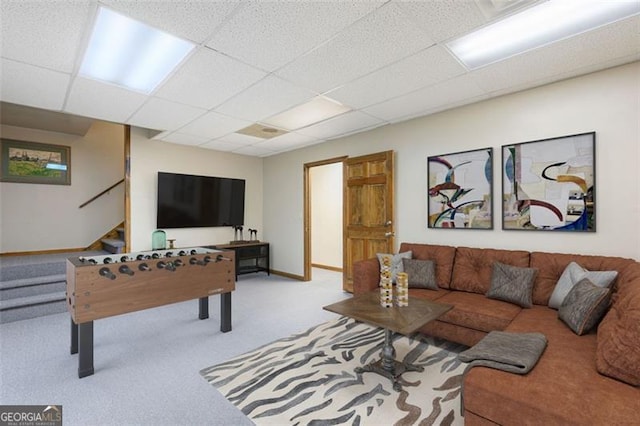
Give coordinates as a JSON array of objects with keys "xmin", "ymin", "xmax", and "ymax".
[{"xmin": 211, "ymin": 242, "xmax": 269, "ymax": 279}]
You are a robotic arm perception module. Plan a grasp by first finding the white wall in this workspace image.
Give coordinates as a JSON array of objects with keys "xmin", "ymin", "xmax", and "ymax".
[
  {"xmin": 0, "ymin": 121, "xmax": 124, "ymax": 253},
  {"xmin": 129, "ymin": 128, "xmax": 263, "ymax": 251},
  {"xmin": 310, "ymin": 162, "xmax": 343, "ymax": 268},
  {"xmin": 263, "ymin": 62, "xmax": 640, "ymax": 277}
]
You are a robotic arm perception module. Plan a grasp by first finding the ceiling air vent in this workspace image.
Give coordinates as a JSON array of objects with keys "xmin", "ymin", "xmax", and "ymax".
[{"xmin": 235, "ymin": 123, "xmax": 288, "ymax": 139}]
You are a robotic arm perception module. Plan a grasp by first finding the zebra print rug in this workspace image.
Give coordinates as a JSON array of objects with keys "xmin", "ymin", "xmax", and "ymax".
[{"xmin": 200, "ymin": 316, "xmax": 468, "ymax": 425}]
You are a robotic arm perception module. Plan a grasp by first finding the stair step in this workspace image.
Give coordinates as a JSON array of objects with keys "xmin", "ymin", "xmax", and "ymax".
[
  {"xmin": 101, "ymin": 238, "xmax": 125, "ymax": 254},
  {"xmin": 0, "ymin": 292, "xmax": 67, "ymax": 324},
  {"xmin": 0, "ymin": 274, "xmax": 66, "ymax": 300},
  {"xmin": 0, "ymin": 291, "xmax": 65, "ymax": 311},
  {"xmin": 0, "ymin": 262, "xmax": 65, "ymax": 281}
]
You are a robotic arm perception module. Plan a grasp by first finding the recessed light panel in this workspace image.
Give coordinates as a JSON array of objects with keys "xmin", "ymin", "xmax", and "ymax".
[
  {"xmin": 448, "ymin": 0, "xmax": 640, "ymax": 70},
  {"xmin": 262, "ymin": 96, "xmax": 351, "ymax": 131},
  {"xmin": 79, "ymin": 7, "xmax": 195, "ymax": 94}
]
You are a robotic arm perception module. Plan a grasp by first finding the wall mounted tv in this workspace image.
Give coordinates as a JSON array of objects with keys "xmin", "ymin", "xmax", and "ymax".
[{"xmin": 157, "ymin": 172, "xmax": 245, "ymax": 228}]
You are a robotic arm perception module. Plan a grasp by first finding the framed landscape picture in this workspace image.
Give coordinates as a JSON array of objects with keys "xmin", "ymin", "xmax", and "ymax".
[
  {"xmin": 1, "ymin": 139, "xmax": 71, "ymax": 185},
  {"xmin": 502, "ymin": 132, "xmax": 595, "ymax": 232},
  {"xmin": 427, "ymin": 147, "xmax": 493, "ymax": 229}
]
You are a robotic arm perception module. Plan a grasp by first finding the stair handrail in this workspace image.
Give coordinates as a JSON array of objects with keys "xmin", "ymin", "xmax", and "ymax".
[{"xmin": 79, "ymin": 179, "xmax": 125, "ymax": 209}]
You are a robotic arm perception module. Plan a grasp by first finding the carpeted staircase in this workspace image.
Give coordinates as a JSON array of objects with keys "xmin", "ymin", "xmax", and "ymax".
[
  {"xmin": 101, "ymin": 227, "xmax": 126, "ymax": 254},
  {"xmin": 0, "ymin": 251, "xmax": 106, "ymax": 324}
]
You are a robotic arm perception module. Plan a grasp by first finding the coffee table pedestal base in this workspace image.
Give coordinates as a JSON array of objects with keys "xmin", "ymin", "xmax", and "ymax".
[{"xmin": 355, "ymin": 328, "xmax": 423, "ymax": 391}]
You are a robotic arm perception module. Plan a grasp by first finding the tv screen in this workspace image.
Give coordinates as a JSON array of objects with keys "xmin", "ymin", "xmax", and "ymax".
[{"xmin": 157, "ymin": 172, "xmax": 245, "ymax": 228}]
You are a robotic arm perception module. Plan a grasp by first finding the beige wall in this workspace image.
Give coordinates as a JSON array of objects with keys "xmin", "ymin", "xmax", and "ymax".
[
  {"xmin": 0, "ymin": 121, "xmax": 125, "ymax": 253},
  {"xmin": 310, "ymin": 162, "xmax": 343, "ymax": 268},
  {"xmin": 263, "ymin": 62, "xmax": 640, "ymax": 277},
  {"xmin": 129, "ymin": 128, "xmax": 264, "ymax": 251}
]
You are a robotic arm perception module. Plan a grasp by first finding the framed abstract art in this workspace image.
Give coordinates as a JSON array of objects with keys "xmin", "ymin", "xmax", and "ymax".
[
  {"xmin": 427, "ymin": 148, "xmax": 493, "ymax": 229},
  {"xmin": 502, "ymin": 132, "xmax": 595, "ymax": 232}
]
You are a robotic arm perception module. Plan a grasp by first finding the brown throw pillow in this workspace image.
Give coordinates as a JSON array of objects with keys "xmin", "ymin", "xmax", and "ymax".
[
  {"xmin": 596, "ymin": 288, "xmax": 640, "ymax": 386},
  {"xmin": 402, "ymin": 258, "xmax": 438, "ymax": 290},
  {"xmin": 486, "ymin": 262, "xmax": 537, "ymax": 308},
  {"xmin": 558, "ymin": 278, "xmax": 611, "ymax": 335}
]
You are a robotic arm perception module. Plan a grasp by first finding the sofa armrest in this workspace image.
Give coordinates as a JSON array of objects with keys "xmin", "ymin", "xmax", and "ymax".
[{"xmin": 353, "ymin": 258, "xmax": 380, "ymax": 295}]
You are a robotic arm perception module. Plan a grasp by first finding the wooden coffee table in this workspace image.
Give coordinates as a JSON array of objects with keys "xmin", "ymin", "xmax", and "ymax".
[{"xmin": 323, "ymin": 291, "xmax": 452, "ymax": 391}]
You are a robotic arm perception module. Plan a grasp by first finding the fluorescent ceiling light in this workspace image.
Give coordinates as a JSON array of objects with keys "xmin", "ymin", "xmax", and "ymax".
[
  {"xmin": 262, "ymin": 96, "xmax": 351, "ymax": 131},
  {"xmin": 79, "ymin": 7, "xmax": 195, "ymax": 94},
  {"xmin": 447, "ymin": 0, "xmax": 640, "ymax": 70}
]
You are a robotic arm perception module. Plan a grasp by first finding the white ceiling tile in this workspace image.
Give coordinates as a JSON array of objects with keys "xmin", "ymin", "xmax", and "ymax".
[
  {"xmin": 127, "ymin": 98, "xmax": 206, "ymax": 131},
  {"xmin": 275, "ymin": 3, "xmax": 436, "ymax": 93},
  {"xmin": 395, "ymin": 0, "xmax": 487, "ymax": 42},
  {"xmin": 65, "ymin": 77, "xmax": 148, "ymax": 123},
  {"xmin": 199, "ymin": 139, "xmax": 245, "ymax": 152},
  {"xmin": 215, "ymin": 76, "xmax": 316, "ymax": 122},
  {"xmin": 154, "ymin": 47, "xmax": 267, "ymax": 110},
  {"xmin": 207, "ymin": 1, "xmax": 384, "ymax": 72},
  {"xmin": 471, "ymin": 15, "xmax": 640, "ymax": 94},
  {"xmin": 328, "ymin": 45, "xmax": 467, "ymax": 109},
  {"xmin": 0, "ymin": 59, "xmax": 70, "ymax": 111},
  {"xmin": 252, "ymin": 132, "xmax": 319, "ymax": 152},
  {"xmin": 179, "ymin": 111, "xmax": 251, "ymax": 139},
  {"xmin": 0, "ymin": 1, "xmax": 92, "ymax": 72},
  {"xmin": 364, "ymin": 74, "xmax": 486, "ymax": 122},
  {"xmin": 101, "ymin": 0, "xmax": 241, "ymax": 44},
  {"xmin": 216, "ymin": 132, "xmax": 264, "ymax": 146},
  {"xmin": 296, "ymin": 111, "xmax": 385, "ymax": 139},
  {"xmin": 231, "ymin": 144, "xmax": 277, "ymax": 157},
  {"xmin": 157, "ymin": 132, "xmax": 210, "ymax": 147}
]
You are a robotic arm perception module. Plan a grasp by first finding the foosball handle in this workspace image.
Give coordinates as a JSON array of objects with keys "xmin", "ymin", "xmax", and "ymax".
[{"xmin": 99, "ymin": 267, "xmax": 116, "ymax": 280}]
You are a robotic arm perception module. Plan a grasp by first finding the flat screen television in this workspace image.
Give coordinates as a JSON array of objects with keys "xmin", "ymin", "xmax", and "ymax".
[{"xmin": 156, "ymin": 172, "xmax": 245, "ymax": 228}]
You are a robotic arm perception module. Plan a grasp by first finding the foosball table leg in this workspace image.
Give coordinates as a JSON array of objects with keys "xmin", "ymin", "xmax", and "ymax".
[
  {"xmin": 221, "ymin": 292, "xmax": 231, "ymax": 333},
  {"xmin": 78, "ymin": 321, "xmax": 94, "ymax": 378},
  {"xmin": 70, "ymin": 319, "xmax": 78, "ymax": 354},
  {"xmin": 198, "ymin": 297, "xmax": 209, "ymax": 320}
]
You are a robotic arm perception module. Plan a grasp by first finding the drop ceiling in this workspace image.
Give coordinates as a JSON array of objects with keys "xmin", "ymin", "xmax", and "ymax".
[{"xmin": 1, "ymin": 1, "xmax": 639, "ymax": 157}]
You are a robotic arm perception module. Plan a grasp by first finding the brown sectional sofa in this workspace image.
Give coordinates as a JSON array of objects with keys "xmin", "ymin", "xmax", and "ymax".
[{"xmin": 353, "ymin": 242, "xmax": 640, "ymax": 425}]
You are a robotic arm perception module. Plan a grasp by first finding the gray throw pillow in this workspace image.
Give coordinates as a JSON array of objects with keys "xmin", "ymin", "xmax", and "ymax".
[
  {"xmin": 486, "ymin": 262, "xmax": 538, "ymax": 308},
  {"xmin": 558, "ymin": 278, "xmax": 611, "ymax": 335},
  {"xmin": 548, "ymin": 262, "xmax": 617, "ymax": 309},
  {"xmin": 402, "ymin": 258, "xmax": 438, "ymax": 290},
  {"xmin": 377, "ymin": 251, "xmax": 412, "ymax": 284}
]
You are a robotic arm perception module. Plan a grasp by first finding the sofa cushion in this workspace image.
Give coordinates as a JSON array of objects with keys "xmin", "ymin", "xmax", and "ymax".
[
  {"xmin": 596, "ymin": 273, "xmax": 640, "ymax": 386},
  {"xmin": 548, "ymin": 261, "xmax": 617, "ymax": 309},
  {"xmin": 486, "ymin": 262, "xmax": 537, "ymax": 308},
  {"xmin": 402, "ymin": 258, "xmax": 437, "ymax": 289},
  {"xmin": 399, "ymin": 243, "xmax": 456, "ymax": 289},
  {"xmin": 558, "ymin": 278, "xmax": 611, "ymax": 335},
  {"xmin": 464, "ymin": 305, "xmax": 640, "ymax": 425},
  {"xmin": 408, "ymin": 287, "xmax": 449, "ymax": 302},
  {"xmin": 435, "ymin": 291, "xmax": 521, "ymax": 333},
  {"xmin": 451, "ymin": 247, "xmax": 530, "ymax": 294},
  {"xmin": 530, "ymin": 251, "xmax": 632, "ymax": 306},
  {"xmin": 376, "ymin": 251, "xmax": 411, "ymax": 283}
]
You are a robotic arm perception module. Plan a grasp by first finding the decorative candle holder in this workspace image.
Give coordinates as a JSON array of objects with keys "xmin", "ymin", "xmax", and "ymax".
[
  {"xmin": 380, "ymin": 256, "xmax": 393, "ymax": 307},
  {"xmin": 396, "ymin": 272, "xmax": 409, "ymax": 307}
]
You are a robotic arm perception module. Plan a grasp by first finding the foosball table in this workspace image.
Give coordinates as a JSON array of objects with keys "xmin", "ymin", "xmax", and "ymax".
[{"xmin": 66, "ymin": 247, "xmax": 235, "ymax": 378}]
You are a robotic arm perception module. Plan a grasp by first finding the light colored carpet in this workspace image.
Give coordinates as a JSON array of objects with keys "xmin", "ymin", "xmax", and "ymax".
[
  {"xmin": 0, "ymin": 268, "xmax": 350, "ymax": 425},
  {"xmin": 201, "ymin": 316, "xmax": 468, "ymax": 425}
]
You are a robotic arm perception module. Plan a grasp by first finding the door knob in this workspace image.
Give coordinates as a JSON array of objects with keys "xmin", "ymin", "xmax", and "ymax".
[
  {"xmin": 385, "ymin": 231, "xmax": 394, "ymax": 237},
  {"xmin": 385, "ymin": 220, "xmax": 392, "ymax": 226}
]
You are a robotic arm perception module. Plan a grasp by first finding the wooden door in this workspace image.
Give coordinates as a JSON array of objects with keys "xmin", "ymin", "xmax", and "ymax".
[{"xmin": 343, "ymin": 151, "xmax": 394, "ymax": 292}]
